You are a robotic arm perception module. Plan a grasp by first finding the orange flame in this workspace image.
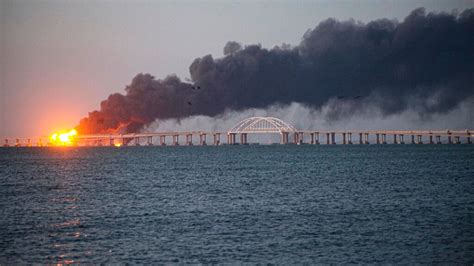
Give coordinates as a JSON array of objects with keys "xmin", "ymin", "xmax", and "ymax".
[{"xmin": 50, "ymin": 129, "xmax": 77, "ymax": 146}]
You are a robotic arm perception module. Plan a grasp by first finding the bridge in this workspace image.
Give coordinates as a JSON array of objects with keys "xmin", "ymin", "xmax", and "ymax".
[{"xmin": 2, "ymin": 116, "xmax": 473, "ymax": 147}]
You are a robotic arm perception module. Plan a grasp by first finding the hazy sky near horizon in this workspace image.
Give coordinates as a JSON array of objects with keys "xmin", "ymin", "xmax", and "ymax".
[{"xmin": 1, "ymin": 0, "xmax": 473, "ymax": 137}]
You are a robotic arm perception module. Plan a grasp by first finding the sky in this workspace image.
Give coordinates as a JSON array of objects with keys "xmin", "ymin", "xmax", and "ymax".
[{"xmin": 1, "ymin": 0, "xmax": 473, "ymax": 137}]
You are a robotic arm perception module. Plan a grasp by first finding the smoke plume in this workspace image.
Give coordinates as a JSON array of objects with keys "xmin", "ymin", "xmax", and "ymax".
[{"xmin": 76, "ymin": 8, "xmax": 474, "ymax": 134}]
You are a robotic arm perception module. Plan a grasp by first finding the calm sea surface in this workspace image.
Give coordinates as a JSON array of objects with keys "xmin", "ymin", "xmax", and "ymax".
[{"xmin": 0, "ymin": 145, "xmax": 473, "ymax": 264}]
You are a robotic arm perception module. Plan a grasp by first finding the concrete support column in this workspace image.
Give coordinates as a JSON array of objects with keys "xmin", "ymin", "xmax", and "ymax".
[
  {"xmin": 315, "ymin": 132, "xmax": 320, "ymax": 144},
  {"xmin": 227, "ymin": 133, "xmax": 236, "ymax": 145},
  {"xmin": 240, "ymin": 133, "xmax": 248, "ymax": 145},
  {"xmin": 393, "ymin": 134, "xmax": 397, "ymax": 144},
  {"xmin": 310, "ymin": 133, "xmax": 315, "ymax": 144},
  {"xmin": 448, "ymin": 135, "xmax": 452, "ymax": 144},
  {"xmin": 342, "ymin": 133, "xmax": 347, "ymax": 144},
  {"xmin": 213, "ymin": 133, "xmax": 220, "ymax": 146},
  {"xmin": 109, "ymin": 138, "xmax": 114, "ymax": 146},
  {"xmin": 359, "ymin": 133, "xmax": 363, "ymax": 144},
  {"xmin": 382, "ymin": 134, "xmax": 387, "ymax": 144},
  {"xmin": 411, "ymin": 135, "xmax": 415, "ymax": 144},
  {"xmin": 200, "ymin": 134, "xmax": 207, "ymax": 145},
  {"xmin": 399, "ymin": 134, "xmax": 405, "ymax": 144},
  {"xmin": 455, "ymin": 136, "xmax": 461, "ymax": 144},
  {"xmin": 27, "ymin": 139, "xmax": 31, "ymax": 147},
  {"xmin": 326, "ymin": 133, "xmax": 330, "ymax": 145},
  {"xmin": 417, "ymin": 135, "xmax": 423, "ymax": 144},
  {"xmin": 173, "ymin": 135, "xmax": 179, "ymax": 146},
  {"xmin": 186, "ymin": 134, "xmax": 193, "ymax": 146},
  {"xmin": 364, "ymin": 133, "xmax": 369, "ymax": 144},
  {"xmin": 376, "ymin": 134, "xmax": 380, "ymax": 144},
  {"xmin": 4, "ymin": 139, "xmax": 9, "ymax": 147},
  {"xmin": 160, "ymin": 136, "xmax": 166, "ymax": 146},
  {"xmin": 429, "ymin": 135, "xmax": 434, "ymax": 144},
  {"xmin": 298, "ymin": 132, "xmax": 303, "ymax": 145},
  {"xmin": 348, "ymin": 133, "xmax": 352, "ymax": 144},
  {"xmin": 280, "ymin": 132, "xmax": 289, "ymax": 145},
  {"xmin": 331, "ymin": 132, "xmax": 336, "ymax": 145},
  {"xmin": 15, "ymin": 139, "xmax": 20, "ymax": 147},
  {"xmin": 436, "ymin": 136, "xmax": 441, "ymax": 144}
]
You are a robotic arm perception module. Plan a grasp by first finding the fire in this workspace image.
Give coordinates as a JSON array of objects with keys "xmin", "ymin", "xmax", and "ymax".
[
  {"xmin": 50, "ymin": 129, "xmax": 77, "ymax": 146},
  {"xmin": 114, "ymin": 143, "xmax": 122, "ymax": 147}
]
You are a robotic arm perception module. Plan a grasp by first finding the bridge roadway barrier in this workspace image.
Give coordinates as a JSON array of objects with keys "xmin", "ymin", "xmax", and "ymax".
[{"xmin": 2, "ymin": 130, "xmax": 473, "ymax": 147}]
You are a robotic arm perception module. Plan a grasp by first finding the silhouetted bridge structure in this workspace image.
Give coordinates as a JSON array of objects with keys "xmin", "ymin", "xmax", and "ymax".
[{"xmin": 3, "ymin": 117, "xmax": 473, "ymax": 147}]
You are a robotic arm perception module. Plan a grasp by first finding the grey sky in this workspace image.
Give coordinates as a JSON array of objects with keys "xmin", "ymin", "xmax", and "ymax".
[{"xmin": 1, "ymin": 0, "xmax": 473, "ymax": 137}]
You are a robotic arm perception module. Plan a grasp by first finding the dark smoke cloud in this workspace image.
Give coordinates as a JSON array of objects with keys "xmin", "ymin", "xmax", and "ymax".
[{"xmin": 77, "ymin": 8, "xmax": 474, "ymax": 134}]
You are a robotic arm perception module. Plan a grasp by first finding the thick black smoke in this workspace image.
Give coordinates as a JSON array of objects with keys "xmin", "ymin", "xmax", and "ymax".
[{"xmin": 77, "ymin": 8, "xmax": 474, "ymax": 134}]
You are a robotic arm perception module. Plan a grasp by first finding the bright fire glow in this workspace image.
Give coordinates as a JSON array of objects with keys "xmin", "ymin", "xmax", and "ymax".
[
  {"xmin": 50, "ymin": 129, "xmax": 77, "ymax": 146},
  {"xmin": 114, "ymin": 143, "xmax": 122, "ymax": 147}
]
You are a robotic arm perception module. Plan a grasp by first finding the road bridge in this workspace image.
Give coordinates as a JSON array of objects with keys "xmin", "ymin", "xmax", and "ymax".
[{"xmin": 2, "ymin": 117, "xmax": 473, "ymax": 147}]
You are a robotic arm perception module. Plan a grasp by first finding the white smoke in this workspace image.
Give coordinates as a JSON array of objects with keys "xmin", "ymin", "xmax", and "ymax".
[{"xmin": 145, "ymin": 97, "xmax": 473, "ymax": 134}]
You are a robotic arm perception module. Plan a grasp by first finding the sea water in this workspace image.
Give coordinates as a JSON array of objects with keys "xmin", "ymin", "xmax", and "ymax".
[{"xmin": 0, "ymin": 145, "xmax": 473, "ymax": 263}]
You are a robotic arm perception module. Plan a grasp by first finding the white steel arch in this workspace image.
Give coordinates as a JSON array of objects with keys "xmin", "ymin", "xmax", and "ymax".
[{"xmin": 227, "ymin": 117, "xmax": 298, "ymax": 134}]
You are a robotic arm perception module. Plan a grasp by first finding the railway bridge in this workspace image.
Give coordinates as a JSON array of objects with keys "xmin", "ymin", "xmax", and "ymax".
[{"xmin": 2, "ymin": 117, "xmax": 473, "ymax": 147}]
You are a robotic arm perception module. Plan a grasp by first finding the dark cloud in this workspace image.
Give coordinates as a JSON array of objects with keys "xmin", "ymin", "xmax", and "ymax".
[{"xmin": 76, "ymin": 8, "xmax": 474, "ymax": 134}]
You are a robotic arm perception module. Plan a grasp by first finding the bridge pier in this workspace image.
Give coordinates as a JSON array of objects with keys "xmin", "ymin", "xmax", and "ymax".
[
  {"xmin": 331, "ymin": 132, "xmax": 336, "ymax": 144},
  {"xmin": 381, "ymin": 134, "xmax": 387, "ymax": 144},
  {"xmin": 376, "ymin": 134, "xmax": 380, "ymax": 144},
  {"xmin": 173, "ymin": 135, "xmax": 180, "ymax": 146},
  {"xmin": 468, "ymin": 136, "xmax": 472, "ymax": 144},
  {"xmin": 109, "ymin": 138, "xmax": 114, "ymax": 146},
  {"xmin": 342, "ymin": 133, "xmax": 346, "ymax": 144},
  {"xmin": 159, "ymin": 136, "xmax": 166, "ymax": 146},
  {"xmin": 399, "ymin": 134, "xmax": 405, "ymax": 144},
  {"xmin": 309, "ymin": 132, "xmax": 320, "ymax": 144},
  {"xmin": 393, "ymin": 134, "xmax": 397, "ymax": 144},
  {"xmin": 448, "ymin": 135, "xmax": 453, "ymax": 144},
  {"xmin": 429, "ymin": 135, "xmax": 434, "ymax": 144},
  {"xmin": 364, "ymin": 133, "xmax": 369, "ymax": 144},
  {"xmin": 240, "ymin": 133, "xmax": 248, "ymax": 145},
  {"xmin": 27, "ymin": 139, "xmax": 31, "ymax": 147},
  {"xmin": 411, "ymin": 135, "xmax": 415, "ymax": 144},
  {"xmin": 15, "ymin": 139, "xmax": 20, "ymax": 147},
  {"xmin": 199, "ymin": 133, "xmax": 207, "ymax": 145},
  {"xmin": 186, "ymin": 134, "xmax": 193, "ymax": 146},
  {"xmin": 213, "ymin": 133, "xmax": 220, "ymax": 146},
  {"xmin": 280, "ymin": 132, "xmax": 289, "ymax": 145},
  {"xmin": 359, "ymin": 133, "xmax": 363, "ymax": 144},
  {"xmin": 455, "ymin": 136, "xmax": 461, "ymax": 144},
  {"xmin": 347, "ymin": 133, "xmax": 352, "ymax": 144},
  {"xmin": 293, "ymin": 132, "xmax": 300, "ymax": 145},
  {"xmin": 227, "ymin": 133, "xmax": 236, "ymax": 145},
  {"xmin": 147, "ymin": 136, "xmax": 153, "ymax": 146},
  {"xmin": 416, "ymin": 135, "xmax": 423, "ymax": 144},
  {"xmin": 4, "ymin": 139, "xmax": 9, "ymax": 147},
  {"xmin": 310, "ymin": 133, "xmax": 314, "ymax": 144},
  {"xmin": 326, "ymin": 133, "xmax": 330, "ymax": 145},
  {"xmin": 436, "ymin": 135, "xmax": 441, "ymax": 144},
  {"xmin": 38, "ymin": 138, "xmax": 43, "ymax": 147},
  {"xmin": 134, "ymin": 137, "xmax": 140, "ymax": 146}
]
